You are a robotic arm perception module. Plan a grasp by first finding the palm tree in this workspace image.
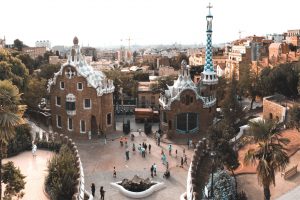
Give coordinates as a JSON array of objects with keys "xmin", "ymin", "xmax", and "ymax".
[
  {"xmin": 244, "ymin": 120, "xmax": 289, "ymax": 200},
  {"xmin": 0, "ymin": 80, "xmax": 24, "ymax": 199}
]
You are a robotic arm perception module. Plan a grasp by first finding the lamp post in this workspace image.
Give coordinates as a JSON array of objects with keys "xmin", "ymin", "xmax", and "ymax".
[{"xmin": 210, "ymin": 151, "xmax": 216, "ymax": 199}]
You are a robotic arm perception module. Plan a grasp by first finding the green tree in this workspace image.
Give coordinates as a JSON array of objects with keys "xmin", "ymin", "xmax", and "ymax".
[
  {"xmin": 45, "ymin": 145, "xmax": 78, "ymax": 200},
  {"xmin": 244, "ymin": 120, "xmax": 289, "ymax": 200},
  {"xmin": 0, "ymin": 80, "xmax": 24, "ymax": 199},
  {"xmin": 289, "ymin": 105, "xmax": 300, "ymax": 131},
  {"xmin": 23, "ymin": 77, "xmax": 47, "ymax": 110},
  {"xmin": 38, "ymin": 64, "xmax": 60, "ymax": 80},
  {"xmin": 221, "ymin": 73, "xmax": 245, "ymax": 126},
  {"xmin": 13, "ymin": 39, "xmax": 23, "ymax": 51},
  {"xmin": 2, "ymin": 161, "xmax": 26, "ymax": 200},
  {"xmin": 150, "ymin": 75, "xmax": 176, "ymax": 92}
]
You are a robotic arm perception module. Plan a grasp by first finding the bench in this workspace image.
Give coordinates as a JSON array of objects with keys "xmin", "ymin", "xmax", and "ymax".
[{"xmin": 281, "ymin": 165, "xmax": 298, "ymax": 179}]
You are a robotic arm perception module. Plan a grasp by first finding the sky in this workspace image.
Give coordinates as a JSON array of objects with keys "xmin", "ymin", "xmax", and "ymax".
[{"xmin": 1, "ymin": 0, "xmax": 299, "ymax": 47}]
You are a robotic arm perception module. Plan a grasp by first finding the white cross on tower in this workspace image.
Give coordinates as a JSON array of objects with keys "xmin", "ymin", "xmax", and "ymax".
[{"xmin": 207, "ymin": 2, "xmax": 213, "ymax": 15}]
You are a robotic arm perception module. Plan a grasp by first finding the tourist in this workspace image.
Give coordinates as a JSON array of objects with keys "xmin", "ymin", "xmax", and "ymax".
[
  {"xmin": 175, "ymin": 149, "xmax": 178, "ymax": 158},
  {"xmin": 32, "ymin": 142, "xmax": 37, "ymax": 157},
  {"xmin": 132, "ymin": 143, "xmax": 136, "ymax": 152},
  {"xmin": 150, "ymin": 165, "xmax": 154, "ymax": 178},
  {"xmin": 162, "ymin": 153, "xmax": 167, "ymax": 165},
  {"xmin": 161, "ymin": 149, "xmax": 164, "ymax": 155},
  {"xmin": 168, "ymin": 144, "xmax": 172, "ymax": 156},
  {"xmin": 184, "ymin": 154, "xmax": 188, "ymax": 165},
  {"xmin": 126, "ymin": 147, "xmax": 130, "ymax": 160},
  {"xmin": 144, "ymin": 143, "xmax": 148, "ymax": 153},
  {"xmin": 148, "ymin": 144, "xmax": 151, "ymax": 153},
  {"xmin": 180, "ymin": 157, "xmax": 184, "ymax": 168},
  {"xmin": 139, "ymin": 128, "xmax": 142, "ymax": 135},
  {"xmin": 166, "ymin": 161, "xmax": 169, "ymax": 170},
  {"xmin": 120, "ymin": 137, "xmax": 123, "ymax": 147},
  {"xmin": 157, "ymin": 135, "xmax": 161, "ymax": 146},
  {"xmin": 125, "ymin": 141, "xmax": 128, "ymax": 149},
  {"xmin": 113, "ymin": 167, "xmax": 116, "ymax": 178},
  {"xmin": 91, "ymin": 183, "xmax": 95, "ymax": 197},
  {"xmin": 187, "ymin": 139, "xmax": 190, "ymax": 149},
  {"xmin": 141, "ymin": 147, "xmax": 145, "ymax": 158},
  {"xmin": 104, "ymin": 133, "xmax": 107, "ymax": 145},
  {"xmin": 153, "ymin": 163, "xmax": 157, "ymax": 176},
  {"xmin": 183, "ymin": 148, "xmax": 185, "ymax": 155},
  {"xmin": 100, "ymin": 186, "xmax": 105, "ymax": 200},
  {"xmin": 138, "ymin": 144, "xmax": 142, "ymax": 153}
]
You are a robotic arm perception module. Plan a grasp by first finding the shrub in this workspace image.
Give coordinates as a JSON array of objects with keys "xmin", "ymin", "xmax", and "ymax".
[
  {"xmin": 204, "ymin": 170, "xmax": 236, "ymax": 200},
  {"xmin": 45, "ymin": 145, "xmax": 78, "ymax": 200},
  {"xmin": 7, "ymin": 124, "xmax": 32, "ymax": 157}
]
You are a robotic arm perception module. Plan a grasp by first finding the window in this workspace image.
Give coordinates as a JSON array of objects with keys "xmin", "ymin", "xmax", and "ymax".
[
  {"xmin": 56, "ymin": 96, "xmax": 61, "ymax": 106},
  {"xmin": 66, "ymin": 102, "xmax": 76, "ymax": 110},
  {"xmin": 68, "ymin": 118, "xmax": 73, "ymax": 131},
  {"xmin": 107, "ymin": 113, "xmax": 112, "ymax": 125},
  {"xmin": 77, "ymin": 82, "xmax": 83, "ymax": 90},
  {"xmin": 56, "ymin": 115, "xmax": 62, "ymax": 128},
  {"xmin": 176, "ymin": 113, "xmax": 198, "ymax": 133},
  {"xmin": 66, "ymin": 94, "xmax": 76, "ymax": 111},
  {"xmin": 80, "ymin": 120, "xmax": 86, "ymax": 133},
  {"xmin": 84, "ymin": 99, "xmax": 91, "ymax": 109},
  {"xmin": 60, "ymin": 81, "xmax": 65, "ymax": 90}
]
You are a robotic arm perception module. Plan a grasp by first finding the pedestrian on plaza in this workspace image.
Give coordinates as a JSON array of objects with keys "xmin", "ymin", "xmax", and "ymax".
[
  {"xmin": 132, "ymin": 143, "xmax": 136, "ymax": 152},
  {"xmin": 100, "ymin": 186, "xmax": 105, "ymax": 200},
  {"xmin": 149, "ymin": 144, "xmax": 151, "ymax": 153},
  {"xmin": 120, "ymin": 137, "xmax": 124, "ymax": 147},
  {"xmin": 113, "ymin": 166, "xmax": 117, "ymax": 178},
  {"xmin": 91, "ymin": 183, "xmax": 95, "ymax": 197},
  {"xmin": 180, "ymin": 157, "xmax": 184, "ymax": 168},
  {"xmin": 125, "ymin": 147, "xmax": 130, "ymax": 160},
  {"xmin": 150, "ymin": 165, "xmax": 154, "ymax": 178},
  {"xmin": 175, "ymin": 149, "xmax": 178, "ymax": 158},
  {"xmin": 161, "ymin": 149, "xmax": 164, "ymax": 155},
  {"xmin": 141, "ymin": 147, "xmax": 145, "ymax": 158},
  {"xmin": 145, "ymin": 143, "xmax": 148, "ymax": 153},
  {"xmin": 157, "ymin": 136, "xmax": 161, "ymax": 146},
  {"xmin": 32, "ymin": 142, "xmax": 37, "ymax": 157},
  {"xmin": 153, "ymin": 163, "xmax": 157, "ymax": 176},
  {"xmin": 138, "ymin": 144, "xmax": 142, "ymax": 153},
  {"xmin": 104, "ymin": 133, "xmax": 107, "ymax": 145},
  {"xmin": 166, "ymin": 162, "xmax": 169, "ymax": 170},
  {"xmin": 183, "ymin": 148, "xmax": 185, "ymax": 155},
  {"xmin": 139, "ymin": 128, "xmax": 142, "ymax": 135},
  {"xmin": 168, "ymin": 144, "xmax": 172, "ymax": 156},
  {"xmin": 125, "ymin": 141, "xmax": 128, "ymax": 149},
  {"xmin": 184, "ymin": 154, "xmax": 188, "ymax": 165}
]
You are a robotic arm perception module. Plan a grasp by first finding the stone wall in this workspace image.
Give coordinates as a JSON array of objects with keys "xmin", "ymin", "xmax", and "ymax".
[
  {"xmin": 263, "ymin": 96, "xmax": 287, "ymax": 122},
  {"xmin": 182, "ymin": 138, "xmax": 210, "ymax": 200}
]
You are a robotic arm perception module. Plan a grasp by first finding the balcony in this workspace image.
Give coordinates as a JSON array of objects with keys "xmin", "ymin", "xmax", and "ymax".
[{"xmin": 66, "ymin": 110, "xmax": 76, "ymax": 116}]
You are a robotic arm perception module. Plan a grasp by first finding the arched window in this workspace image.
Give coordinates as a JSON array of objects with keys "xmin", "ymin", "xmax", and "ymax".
[{"xmin": 176, "ymin": 113, "xmax": 198, "ymax": 133}]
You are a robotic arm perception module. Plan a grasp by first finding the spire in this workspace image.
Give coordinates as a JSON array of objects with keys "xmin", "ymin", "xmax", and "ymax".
[{"xmin": 204, "ymin": 2, "xmax": 214, "ymax": 72}]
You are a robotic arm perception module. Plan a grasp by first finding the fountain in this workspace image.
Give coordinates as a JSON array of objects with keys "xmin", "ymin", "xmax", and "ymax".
[{"xmin": 110, "ymin": 175, "xmax": 165, "ymax": 198}]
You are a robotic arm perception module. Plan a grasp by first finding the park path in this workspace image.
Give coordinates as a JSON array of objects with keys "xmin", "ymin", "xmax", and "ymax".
[{"xmin": 2, "ymin": 150, "xmax": 54, "ymax": 200}]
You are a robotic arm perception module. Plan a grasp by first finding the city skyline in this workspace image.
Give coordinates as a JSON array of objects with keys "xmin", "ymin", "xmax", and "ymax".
[{"xmin": 1, "ymin": 0, "xmax": 299, "ymax": 47}]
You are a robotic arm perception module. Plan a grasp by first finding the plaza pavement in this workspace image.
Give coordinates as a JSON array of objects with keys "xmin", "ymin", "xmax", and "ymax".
[
  {"xmin": 2, "ymin": 150, "xmax": 53, "ymax": 200},
  {"xmin": 75, "ymin": 132, "xmax": 194, "ymax": 200}
]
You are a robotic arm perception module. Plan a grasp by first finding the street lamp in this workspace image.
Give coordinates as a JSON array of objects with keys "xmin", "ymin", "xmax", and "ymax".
[{"xmin": 210, "ymin": 151, "xmax": 216, "ymax": 199}]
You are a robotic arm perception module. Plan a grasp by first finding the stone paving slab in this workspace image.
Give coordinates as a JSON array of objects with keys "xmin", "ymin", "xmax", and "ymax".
[
  {"xmin": 2, "ymin": 150, "xmax": 53, "ymax": 200},
  {"xmin": 75, "ymin": 133, "xmax": 192, "ymax": 200}
]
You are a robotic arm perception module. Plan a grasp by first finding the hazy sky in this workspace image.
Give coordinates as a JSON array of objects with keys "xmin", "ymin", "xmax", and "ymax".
[{"xmin": 1, "ymin": 0, "xmax": 299, "ymax": 47}]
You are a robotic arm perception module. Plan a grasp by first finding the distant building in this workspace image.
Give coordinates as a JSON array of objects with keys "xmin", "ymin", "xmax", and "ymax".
[
  {"xmin": 0, "ymin": 36, "xmax": 6, "ymax": 48},
  {"xmin": 286, "ymin": 29, "xmax": 300, "ymax": 47},
  {"xmin": 137, "ymin": 81, "xmax": 160, "ymax": 109},
  {"xmin": 48, "ymin": 37, "xmax": 115, "ymax": 137},
  {"xmin": 49, "ymin": 56, "xmax": 60, "ymax": 65},
  {"xmin": 35, "ymin": 40, "xmax": 51, "ymax": 50},
  {"xmin": 22, "ymin": 47, "xmax": 47, "ymax": 59},
  {"xmin": 269, "ymin": 42, "xmax": 289, "ymax": 62},
  {"xmin": 263, "ymin": 94, "xmax": 287, "ymax": 123}
]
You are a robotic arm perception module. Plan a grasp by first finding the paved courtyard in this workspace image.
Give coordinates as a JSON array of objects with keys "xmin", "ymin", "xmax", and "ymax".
[
  {"xmin": 2, "ymin": 150, "xmax": 53, "ymax": 200},
  {"xmin": 75, "ymin": 132, "xmax": 193, "ymax": 200}
]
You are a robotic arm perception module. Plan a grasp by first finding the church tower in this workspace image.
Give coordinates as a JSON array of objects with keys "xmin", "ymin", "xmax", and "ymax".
[{"xmin": 201, "ymin": 3, "xmax": 218, "ymax": 109}]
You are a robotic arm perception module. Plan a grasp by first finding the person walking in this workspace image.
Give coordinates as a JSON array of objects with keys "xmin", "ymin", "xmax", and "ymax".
[
  {"xmin": 183, "ymin": 148, "xmax": 185, "ymax": 155},
  {"xmin": 132, "ymin": 143, "xmax": 136, "ymax": 152},
  {"xmin": 166, "ymin": 161, "xmax": 169, "ymax": 170},
  {"xmin": 148, "ymin": 144, "xmax": 151, "ymax": 153},
  {"xmin": 104, "ymin": 133, "xmax": 107, "ymax": 145},
  {"xmin": 168, "ymin": 144, "xmax": 172, "ymax": 156},
  {"xmin": 175, "ymin": 149, "xmax": 178, "ymax": 158},
  {"xmin": 32, "ymin": 142, "xmax": 37, "ymax": 157},
  {"xmin": 150, "ymin": 165, "xmax": 154, "ymax": 178},
  {"xmin": 157, "ymin": 135, "xmax": 161, "ymax": 146},
  {"xmin": 91, "ymin": 183, "xmax": 95, "ymax": 197},
  {"xmin": 125, "ymin": 147, "xmax": 130, "ymax": 160},
  {"xmin": 100, "ymin": 186, "xmax": 105, "ymax": 200},
  {"xmin": 144, "ymin": 143, "xmax": 148, "ymax": 153},
  {"xmin": 153, "ymin": 163, "xmax": 157, "ymax": 176},
  {"xmin": 180, "ymin": 157, "xmax": 184, "ymax": 168},
  {"xmin": 141, "ymin": 147, "xmax": 145, "ymax": 158},
  {"xmin": 113, "ymin": 167, "xmax": 117, "ymax": 178},
  {"xmin": 184, "ymin": 154, "xmax": 188, "ymax": 165}
]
